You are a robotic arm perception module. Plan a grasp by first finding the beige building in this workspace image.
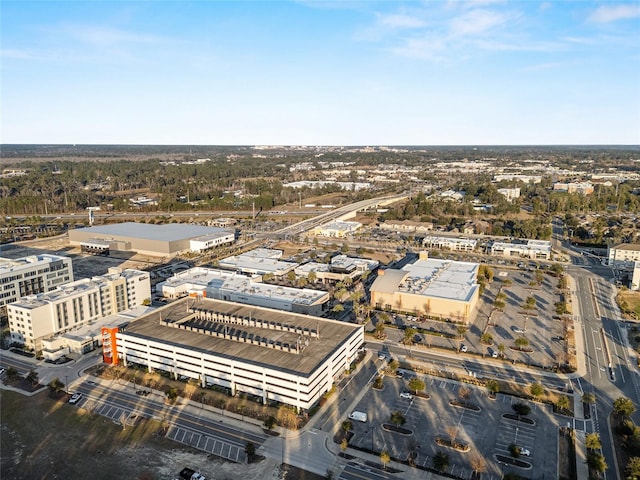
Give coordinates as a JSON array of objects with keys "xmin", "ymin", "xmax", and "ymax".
[
  {"xmin": 7, "ymin": 268, "xmax": 150, "ymax": 351},
  {"xmin": 369, "ymin": 253, "xmax": 480, "ymax": 322},
  {"xmin": 608, "ymin": 244, "xmax": 640, "ymax": 268}
]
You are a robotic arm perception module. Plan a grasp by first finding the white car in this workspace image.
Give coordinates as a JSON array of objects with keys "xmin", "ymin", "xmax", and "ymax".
[
  {"xmin": 400, "ymin": 392, "xmax": 413, "ymax": 399},
  {"xmin": 519, "ymin": 447, "xmax": 530, "ymax": 456},
  {"xmin": 460, "ymin": 344, "xmax": 468, "ymax": 353},
  {"xmin": 68, "ymin": 392, "xmax": 83, "ymax": 405}
]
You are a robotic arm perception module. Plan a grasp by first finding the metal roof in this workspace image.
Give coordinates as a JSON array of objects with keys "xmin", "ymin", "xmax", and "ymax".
[{"xmin": 76, "ymin": 222, "xmax": 229, "ymax": 242}]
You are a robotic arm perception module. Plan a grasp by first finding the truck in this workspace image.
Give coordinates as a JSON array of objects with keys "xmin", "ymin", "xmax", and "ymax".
[
  {"xmin": 179, "ymin": 468, "xmax": 206, "ymax": 480},
  {"xmin": 348, "ymin": 411, "xmax": 367, "ymax": 423}
]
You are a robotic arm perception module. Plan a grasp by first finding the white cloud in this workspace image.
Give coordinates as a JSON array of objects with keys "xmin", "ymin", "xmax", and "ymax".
[
  {"xmin": 378, "ymin": 14, "xmax": 425, "ymax": 29},
  {"xmin": 588, "ymin": 4, "xmax": 640, "ymax": 23},
  {"xmin": 449, "ymin": 8, "xmax": 513, "ymax": 36},
  {"xmin": 62, "ymin": 25, "xmax": 168, "ymax": 46}
]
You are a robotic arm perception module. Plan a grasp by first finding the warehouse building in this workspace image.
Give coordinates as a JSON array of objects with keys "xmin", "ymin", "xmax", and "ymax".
[
  {"xmin": 369, "ymin": 252, "xmax": 480, "ymax": 322},
  {"xmin": 0, "ymin": 254, "xmax": 74, "ymax": 312},
  {"xmin": 103, "ymin": 298, "xmax": 364, "ymax": 412},
  {"xmin": 68, "ymin": 222, "xmax": 235, "ymax": 257}
]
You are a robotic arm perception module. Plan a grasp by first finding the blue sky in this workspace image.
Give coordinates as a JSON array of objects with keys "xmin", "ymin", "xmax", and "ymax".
[{"xmin": 2, "ymin": 1, "xmax": 639, "ymax": 145}]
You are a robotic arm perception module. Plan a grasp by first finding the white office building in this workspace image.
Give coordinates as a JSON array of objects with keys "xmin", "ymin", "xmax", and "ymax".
[
  {"xmin": 490, "ymin": 240, "xmax": 552, "ymax": 260},
  {"xmin": 422, "ymin": 236, "xmax": 478, "ymax": 252},
  {"xmin": 294, "ymin": 255, "xmax": 378, "ymax": 284},
  {"xmin": 7, "ymin": 268, "xmax": 150, "ymax": 351},
  {"xmin": 608, "ymin": 244, "xmax": 640, "ymax": 269},
  {"xmin": 108, "ymin": 298, "xmax": 364, "ymax": 412}
]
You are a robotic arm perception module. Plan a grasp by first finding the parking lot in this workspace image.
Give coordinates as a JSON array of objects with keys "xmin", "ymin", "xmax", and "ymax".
[{"xmin": 346, "ymin": 374, "xmax": 562, "ymax": 479}]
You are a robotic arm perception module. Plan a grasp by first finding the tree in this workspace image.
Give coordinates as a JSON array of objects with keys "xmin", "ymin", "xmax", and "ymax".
[
  {"xmin": 614, "ymin": 397, "xmax": 637, "ymax": 417},
  {"xmin": 556, "ymin": 395, "xmax": 570, "ymax": 413},
  {"xmin": 380, "ymin": 450, "xmax": 390, "ymax": 470},
  {"xmin": 486, "ymin": 379, "xmax": 500, "ymax": 397},
  {"xmin": 529, "ymin": 383, "xmax": 544, "ymax": 399},
  {"xmin": 494, "ymin": 299, "xmax": 506, "ymax": 310},
  {"xmin": 586, "ymin": 433, "xmax": 602, "ymax": 450},
  {"xmin": 433, "ymin": 450, "xmax": 449, "ymax": 472},
  {"xmin": 245, "ymin": 441, "xmax": 256, "ymax": 462},
  {"xmin": 509, "ymin": 443, "xmax": 521, "ymax": 458},
  {"xmin": 331, "ymin": 304, "xmax": 344, "ymax": 315},
  {"xmin": 497, "ymin": 343, "xmax": 506, "ymax": 358},
  {"xmin": 625, "ymin": 457, "xmax": 640, "ymax": 480},
  {"xmin": 390, "ymin": 410, "xmax": 406, "ymax": 427},
  {"xmin": 388, "ymin": 359, "xmax": 399, "ymax": 373},
  {"xmin": 263, "ymin": 416, "xmax": 276, "ymax": 431},
  {"xmin": 374, "ymin": 321, "xmax": 386, "ymax": 339},
  {"xmin": 583, "ymin": 392, "xmax": 596, "ymax": 405},
  {"xmin": 166, "ymin": 387, "xmax": 179, "ymax": 402},
  {"xmin": 340, "ymin": 437, "xmax": 348, "ymax": 452},
  {"xmin": 277, "ymin": 406, "xmax": 299, "ymax": 430},
  {"xmin": 515, "ymin": 336, "xmax": 530, "ymax": 351},
  {"xmin": 512, "ymin": 402, "xmax": 531, "ymax": 416},
  {"xmin": 408, "ymin": 377, "xmax": 425, "ymax": 395},
  {"xmin": 26, "ymin": 370, "xmax": 38, "ymax": 385},
  {"xmin": 481, "ymin": 332, "xmax": 494, "ymax": 345},
  {"xmin": 341, "ymin": 420, "xmax": 352, "ymax": 433},
  {"xmin": 470, "ymin": 455, "xmax": 487, "ymax": 478},
  {"xmin": 587, "ymin": 451, "xmax": 607, "ymax": 475},
  {"xmin": 48, "ymin": 377, "xmax": 65, "ymax": 394},
  {"xmin": 403, "ymin": 327, "xmax": 416, "ymax": 345}
]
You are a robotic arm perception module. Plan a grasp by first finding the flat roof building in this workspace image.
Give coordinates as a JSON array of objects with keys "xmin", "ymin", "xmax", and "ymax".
[
  {"xmin": 370, "ymin": 252, "xmax": 480, "ymax": 322},
  {"xmin": 313, "ymin": 220, "xmax": 362, "ymax": 238},
  {"xmin": 490, "ymin": 239, "xmax": 552, "ymax": 260},
  {"xmin": 158, "ymin": 267, "xmax": 330, "ymax": 316},
  {"xmin": 7, "ymin": 267, "xmax": 150, "ymax": 351},
  {"xmin": 608, "ymin": 244, "xmax": 640, "ymax": 268},
  {"xmin": 294, "ymin": 255, "xmax": 378, "ymax": 284},
  {"xmin": 218, "ymin": 248, "xmax": 298, "ymax": 276},
  {"xmin": 0, "ymin": 254, "xmax": 74, "ymax": 311},
  {"xmin": 108, "ymin": 298, "xmax": 364, "ymax": 412},
  {"xmin": 422, "ymin": 236, "xmax": 478, "ymax": 252},
  {"xmin": 69, "ymin": 222, "xmax": 234, "ymax": 257}
]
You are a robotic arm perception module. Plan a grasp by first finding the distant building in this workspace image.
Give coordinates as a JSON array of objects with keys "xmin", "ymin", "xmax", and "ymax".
[
  {"xmin": 490, "ymin": 240, "xmax": 552, "ymax": 260},
  {"xmin": 369, "ymin": 252, "xmax": 480, "ymax": 322},
  {"xmin": 608, "ymin": 244, "xmax": 640, "ymax": 268},
  {"xmin": 631, "ymin": 262, "xmax": 640, "ymax": 291},
  {"xmin": 0, "ymin": 254, "xmax": 74, "ymax": 312},
  {"xmin": 313, "ymin": 220, "xmax": 362, "ymax": 238},
  {"xmin": 105, "ymin": 297, "xmax": 364, "ymax": 412},
  {"xmin": 379, "ymin": 220, "xmax": 434, "ymax": 234},
  {"xmin": 493, "ymin": 174, "xmax": 542, "ymax": 184},
  {"xmin": 497, "ymin": 187, "xmax": 521, "ymax": 202},
  {"xmin": 7, "ymin": 267, "xmax": 150, "ymax": 351},
  {"xmin": 422, "ymin": 236, "xmax": 478, "ymax": 252},
  {"xmin": 218, "ymin": 248, "xmax": 298, "ymax": 277},
  {"xmin": 69, "ymin": 222, "xmax": 234, "ymax": 257},
  {"xmin": 552, "ymin": 182, "xmax": 594, "ymax": 195},
  {"xmin": 294, "ymin": 255, "xmax": 378, "ymax": 284},
  {"xmin": 158, "ymin": 267, "xmax": 329, "ymax": 316}
]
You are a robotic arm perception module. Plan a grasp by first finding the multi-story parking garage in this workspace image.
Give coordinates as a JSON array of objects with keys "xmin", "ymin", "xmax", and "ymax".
[{"xmin": 103, "ymin": 297, "xmax": 364, "ymax": 412}]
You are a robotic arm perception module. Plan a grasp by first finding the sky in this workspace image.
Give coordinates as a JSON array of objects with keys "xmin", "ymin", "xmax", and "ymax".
[{"xmin": 1, "ymin": 0, "xmax": 639, "ymax": 145}]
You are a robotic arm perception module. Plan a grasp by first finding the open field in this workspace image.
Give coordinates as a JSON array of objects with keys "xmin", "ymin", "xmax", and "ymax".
[{"xmin": 0, "ymin": 389, "xmax": 283, "ymax": 480}]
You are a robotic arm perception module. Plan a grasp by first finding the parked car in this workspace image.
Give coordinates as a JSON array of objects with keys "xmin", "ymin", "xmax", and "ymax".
[
  {"xmin": 519, "ymin": 447, "xmax": 531, "ymax": 456},
  {"xmin": 68, "ymin": 392, "xmax": 83, "ymax": 404},
  {"xmin": 400, "ymin": 392, "xmax": 413, "ymax": 399},
  {"xmin": 460, "ymin": 344, "xmax": 468, "ymax": 353}
]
